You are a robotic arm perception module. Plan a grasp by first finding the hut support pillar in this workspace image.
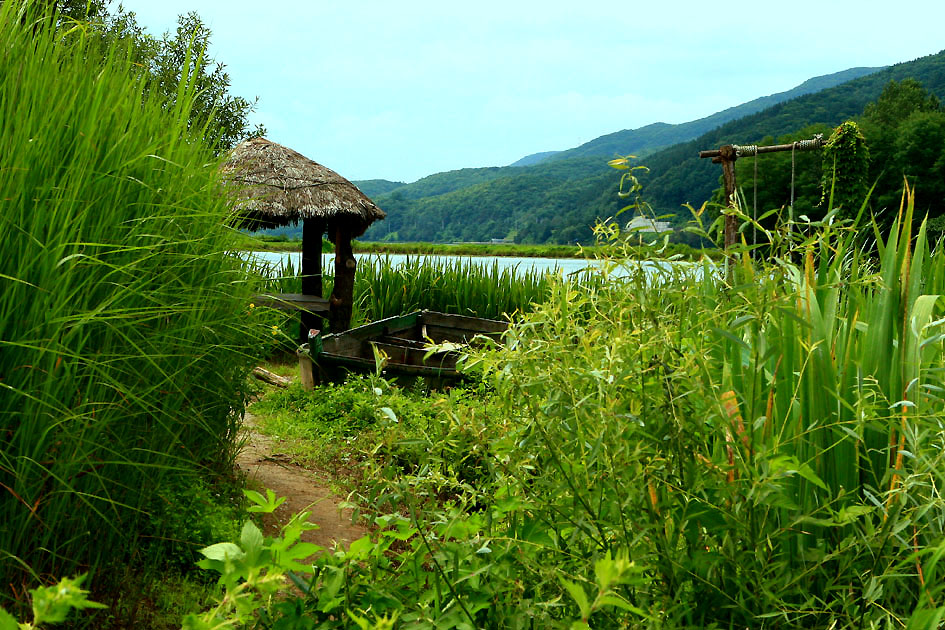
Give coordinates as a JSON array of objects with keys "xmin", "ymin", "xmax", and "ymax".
[
  {"xmin": 329, "ymin": 225, "xmax": 356, "ymax": 333},
  {"xmin": 300, "ymin": 218, "xmax": 325, "ymax": 341}
]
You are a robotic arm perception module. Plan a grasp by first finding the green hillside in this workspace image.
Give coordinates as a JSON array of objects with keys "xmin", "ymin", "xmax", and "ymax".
[
  {"xmin": 509, "ymin": 150, "xmax": 562, "ymax": 167},
  {"xmin": 354, "ymin": 178, "xmax": 406, "ymax": 197},
  {"xmin": 546, "ymin": 67, "xmax": 881, "ymax": 163},
  {"xmin": 313, "ymin": 51, "xmax": 945, "ymax": 245},
  {"xmin": 638, "ymin": 50, "xmax": 945, "ymax": 217},
  {"xmin": 369, "ymin": 164, "xmax": 617, "ymax": 244},
  {"xmin": 359, "ymin": 156, "xmax": 614, "ymax": 242}
]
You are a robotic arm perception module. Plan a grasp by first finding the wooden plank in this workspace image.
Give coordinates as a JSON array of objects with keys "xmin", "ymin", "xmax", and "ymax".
[
  {"xmin": 371, "ymin": 342, "xmax": 458, "ymax": 369},
  {"xmin": 316, "ymin": 353, "xmax": 458, "ymax": 378},
  {"xmin": 321, "ymin": 312, "xmax": 420, "ymax": 346},
  {"xmin": 419, "ymin": 310, "xmax": 508, "ymax": 334},
  {"xmin": 253, "ymin": 293, "xmax": 330, "ymax": 314}
]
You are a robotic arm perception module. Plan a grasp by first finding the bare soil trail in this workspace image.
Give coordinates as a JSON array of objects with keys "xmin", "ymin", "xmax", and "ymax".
[{"xmin": 236, "ymin": 412, "xmax": 366, "ymax": 550}]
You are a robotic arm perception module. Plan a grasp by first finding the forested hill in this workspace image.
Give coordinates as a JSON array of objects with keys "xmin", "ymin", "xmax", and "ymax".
[
  {"xmin": 639, "ymin": 48, "xmax": 945, "ymax": 215},
  {"xmin": 357, "ymin": 50, "xmax": 945, "ymax": 244},
  {"xmin": 542, "ymin": 66, "xmax": 882, "ymax": 163},
  {"xmin": 352, "ymin": 66, "xmax": 885, "ymax": 244},
  {"xmin": 509, "ymin": 150, "xmax": 562, "ymax": 167},
  {"xmin": 355, "ymin": 179, "xmax": 406, "ymax": 197}
]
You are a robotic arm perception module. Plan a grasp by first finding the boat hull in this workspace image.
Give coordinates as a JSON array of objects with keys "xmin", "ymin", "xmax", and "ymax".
[{"xmin": 312, "ymin": 310, "xmax": 507, "ymax": 381}]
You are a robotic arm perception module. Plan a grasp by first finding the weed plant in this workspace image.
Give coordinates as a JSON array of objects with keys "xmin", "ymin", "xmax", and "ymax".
[
  {"xmin": 0, "ymin": 5, "xmax": 268, "ymax": 616},
  {"xmin": 233, "ymin": 186, "xmax": 945, "ymax": 628},
  {"xmin": 443, "ymin": 188, "xmax": 945, "ymax": 627},
  {"xmin": 249, "ymin": 376, "xmax": 501, "ymax": 494}
]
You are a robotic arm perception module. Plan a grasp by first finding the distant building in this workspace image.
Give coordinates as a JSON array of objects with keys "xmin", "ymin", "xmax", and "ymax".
[{"xmin": 624, "ymin": 215, "xmax": 673, "ymax": 234}]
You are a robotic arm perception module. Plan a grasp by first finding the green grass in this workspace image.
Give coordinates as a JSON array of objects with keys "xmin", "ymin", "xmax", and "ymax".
[
  {"xmin": 248, "ymin": 375, "xmax": 504, "ymax": 507},
  {"xmin": 0, "ymin": 5, "xmax": 268, "ymax": 618}
]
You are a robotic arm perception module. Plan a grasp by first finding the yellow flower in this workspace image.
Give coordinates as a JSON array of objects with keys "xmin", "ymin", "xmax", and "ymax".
[{"xmin": 249, "ymin": 303, "xmax": 255, "ymax": 309}]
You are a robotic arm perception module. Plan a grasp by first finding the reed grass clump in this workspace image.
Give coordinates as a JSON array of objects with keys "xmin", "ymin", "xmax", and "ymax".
[
  {"xmin": 0, "ymin": 5, "xmax": 267, "ymax": 610},
  {"xmin": 261, "ymin": 254, "xmax": 578, "ymax": 331},
  {"xmin": 353, "ymin": 255, "xmax": 560, "ymax": 322}
]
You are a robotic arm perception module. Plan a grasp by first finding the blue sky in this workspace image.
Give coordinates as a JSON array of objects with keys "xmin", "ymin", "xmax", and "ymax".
[{"xmin": 118, "ymin": 0, "xmax": 945, "ymax": 183}]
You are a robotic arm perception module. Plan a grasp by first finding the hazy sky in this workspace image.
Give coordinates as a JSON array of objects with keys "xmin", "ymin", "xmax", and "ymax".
[{"xmin": 118, "ymin": 0, "xmax": 945, "ymax": 183}]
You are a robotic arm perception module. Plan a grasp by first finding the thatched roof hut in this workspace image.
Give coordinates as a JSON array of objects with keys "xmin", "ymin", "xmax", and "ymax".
[
  {"xmin": 222, "ymin": 136, "xmax": 385, "ymax": 234},
  {"xmin": 222, "ymin": 137, "xmax": 385, "ymax": 334}
]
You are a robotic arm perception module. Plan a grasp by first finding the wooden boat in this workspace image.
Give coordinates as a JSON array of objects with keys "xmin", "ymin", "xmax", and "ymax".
[{"xmin": 306, "ymin": 310, "xmax": 508, "ymax": 382}]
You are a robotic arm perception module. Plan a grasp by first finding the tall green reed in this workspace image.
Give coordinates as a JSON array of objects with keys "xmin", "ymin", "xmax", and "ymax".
[
  {"xmin": 261, "ymin": 254, "xmax": 581, "ymax": 329},
  {"xmin": 458, "ymin": 189, "xmax": 945, "ymax": 627},
  {"xmin": 0, "ymin": 4, "xmax": 267, "ymax": 610}
]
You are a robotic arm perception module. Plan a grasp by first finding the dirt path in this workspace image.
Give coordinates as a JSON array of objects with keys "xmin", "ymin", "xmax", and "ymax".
[{"xmin": 236, "ymin": 412, "xmax": 367, "ymax": 550}]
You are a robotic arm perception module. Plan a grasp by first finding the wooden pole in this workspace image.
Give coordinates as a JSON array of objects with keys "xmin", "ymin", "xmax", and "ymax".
[
  {"xmin": 300, "ymin": 218, "xmax": 325, "ymax": 341},
  {"xmin": 717, "ymin": 145, "xmax": 738, "ymax": 250},
  {"xmin": 328, "ymin": 223, "xmax": 356, "ymax": 333}
]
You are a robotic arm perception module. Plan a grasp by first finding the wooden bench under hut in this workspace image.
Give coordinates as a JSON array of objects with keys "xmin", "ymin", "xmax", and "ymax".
[{"xmin": 222, "ymin": 137, "xmax": 385, "ymax": 336}]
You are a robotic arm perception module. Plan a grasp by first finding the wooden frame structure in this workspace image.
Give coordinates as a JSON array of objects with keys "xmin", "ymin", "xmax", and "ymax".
[{"xmin": 699, "ymin": 135, "xmax": 824, "ymax": 249}]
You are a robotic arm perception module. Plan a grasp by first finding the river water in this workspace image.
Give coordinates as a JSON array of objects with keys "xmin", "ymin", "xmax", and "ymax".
[
  {"xmin": 247, "ymin": 251, "xmax": 614, "ymax": 277},
  {"xmin": 244, "ymin": 252, "xmax": 711, "ymax": 284}
]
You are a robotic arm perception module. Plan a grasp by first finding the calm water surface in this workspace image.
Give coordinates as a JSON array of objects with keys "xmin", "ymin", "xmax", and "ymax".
[
  {"xmin": 248, "ymin": 251, "xmax": 614, "ymax": 276},
  {"xmin": 245, "ymin": 252, "xmax": 708, "ymax": 282}
]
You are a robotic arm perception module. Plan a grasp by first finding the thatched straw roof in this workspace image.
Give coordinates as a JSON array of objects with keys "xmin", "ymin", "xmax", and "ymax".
[{"xmin": 222, "ymin": 137, "xmax": 385, "ymax": 232}]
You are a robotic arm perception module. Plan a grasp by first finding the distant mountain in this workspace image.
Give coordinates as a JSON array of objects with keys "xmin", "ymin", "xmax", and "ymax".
[
  {"xmin": 353, "ymin": 52, "xmax": 945, "ymax": 245},
  {"xmin": 510, "ymin": 67, "xmax": 883, "ymax": 167},
  {"xmin": 638, "ymin": 50, "xmax": 945, "ymax": 215},
  {"xmin": 509, "ymin": 150, "xmax": 562, "ymax": 167},
  {"xmin": 363, "ymin": 157, "xmax": 613, "ymax": 243},
  {"xmin": 353, "ymin": 179, "xmax": 406, "ymax": 197}
]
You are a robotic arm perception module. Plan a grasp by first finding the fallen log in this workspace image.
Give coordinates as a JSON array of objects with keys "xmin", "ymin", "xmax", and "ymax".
[{"xmin": 252, "ymin": 366, "xmax": 291, "ymax": 388}]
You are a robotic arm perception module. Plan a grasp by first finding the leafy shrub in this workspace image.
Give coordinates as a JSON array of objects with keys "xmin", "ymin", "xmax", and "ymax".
[{"xmin": 144, "ymin": 476, "xmax": 245, "ymax": 573}]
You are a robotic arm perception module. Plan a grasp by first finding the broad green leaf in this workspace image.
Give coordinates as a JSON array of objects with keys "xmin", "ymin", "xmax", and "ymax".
[
  {"xmin": 594, "ymin": 556, "xmax": 617, "ymax": 589},
  {"xmin": 597, "ymin": 594, "xmax": 647, "ymax": 616},
  {"xmin": 285, "ymin": 542, "xmax": 324, "ymax": 560},
  {"xmin": 0, "ymin": 607, "xmax": 18, "ymax": 630},
  {"xmin": 245, "ymin": 488, "xmax": 286, "ymax": 513},
  {"xmin": 240, "ymin": 521, "xmax": 264, "ymax": 554},
  {"xmin": 347, "ymin": 536, "xmax": 375, "ymax": 560},
  {"xmin": 30, "ymin": 575, "xmax": 105, "ymax": 625},
  {"xmin": 559, "ymin": 577, "xmax": 590, "ymax": 619},
  {"xmin": 181, "ymin": 613, "xmax": 214, "ymax": 630},
  {"xmin": 200, "ymin": 542, "xmax": 245, "ymax": 562},
  {"xmin": 906, "ymin": 607, "xmax": 945, "ymax": 630}
]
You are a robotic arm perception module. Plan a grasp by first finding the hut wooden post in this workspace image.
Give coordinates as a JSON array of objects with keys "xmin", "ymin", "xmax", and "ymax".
[
  {"xmin": 222, "ymin": 137, "xmax": 384, "ymax": 338},
  {"xmin": 299, "ymin": 218, "xmax": 325, "ymax": 341},
  {"xmin": 329, "ymin": 224, "xmax": 356, "ymax": 332}
]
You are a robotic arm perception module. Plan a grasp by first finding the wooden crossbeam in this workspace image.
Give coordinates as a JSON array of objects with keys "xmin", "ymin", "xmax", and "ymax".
[{"xmin": 699, "ymin": 135, "xmax": 825, "ymax": 249}]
